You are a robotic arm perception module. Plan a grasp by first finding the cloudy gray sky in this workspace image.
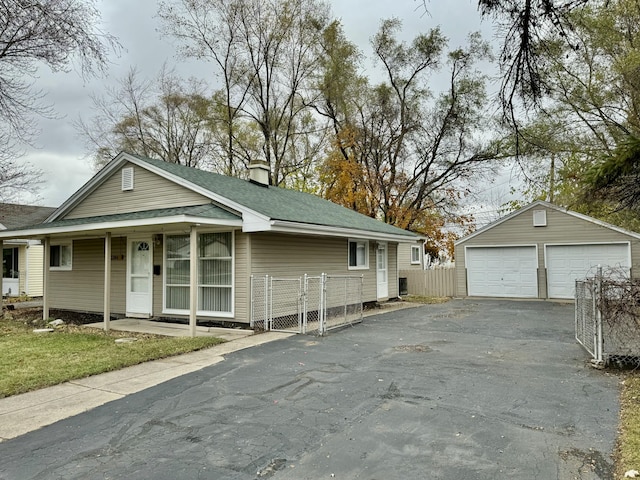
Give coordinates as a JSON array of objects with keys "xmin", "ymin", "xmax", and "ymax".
[{"xmin": 20, "ymin": 0, "xmax": 504, "ymax": 212}]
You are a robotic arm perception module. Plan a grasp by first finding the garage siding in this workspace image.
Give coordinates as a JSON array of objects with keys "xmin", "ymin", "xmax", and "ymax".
[{"xmin": 455, "ymin": 204, "xmax": 640, "ymax": 298}]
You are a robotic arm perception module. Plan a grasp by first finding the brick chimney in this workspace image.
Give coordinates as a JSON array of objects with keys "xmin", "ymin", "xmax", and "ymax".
[{"xmin": 248, "ymin": 160, "xmax": 270, "ymax": 187}]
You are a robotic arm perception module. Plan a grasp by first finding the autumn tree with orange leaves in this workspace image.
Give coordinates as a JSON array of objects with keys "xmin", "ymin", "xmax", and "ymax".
[{"xmin": 317, "ymin": 19, "xmax": 497, "ymax": 257}]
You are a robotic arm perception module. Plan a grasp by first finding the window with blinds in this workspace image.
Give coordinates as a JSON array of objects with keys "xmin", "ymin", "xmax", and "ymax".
[{"xmin": 165, "ymin": 232, "xmax": 233, "ymax": 315}]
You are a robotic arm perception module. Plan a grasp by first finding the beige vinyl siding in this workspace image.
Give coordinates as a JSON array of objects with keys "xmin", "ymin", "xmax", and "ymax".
[
  {"xmin": 388, "ymin": 243, "xmax": 398, "ymax": 298},
  {"xmin": 455, "ymin": 205, "xmax": 640, "ymax": 297},
  {"xmin": 397, "ymin": 243, "xmax": 423, "ymax": 270},
  {"xmin": 64, "ymin": 163, "xmax": 210, "ymax": 220},
  {"xmin": 25, "ymin": 244, "xmax": 44, "ymax": 297},
  {"xmin": 110, "ymin": 237, "xmax": 127, "ymax": 313},
  {"xmin": 49, "ymin": 238, "xmax": 127, "ymax": 313},
  {"xmin": 234, "ymin": 232, "xmax": 249, "ymax": 322},
  {"xmin": 249, "ymin": 233, "xmax": 394, "ymax": 303}
]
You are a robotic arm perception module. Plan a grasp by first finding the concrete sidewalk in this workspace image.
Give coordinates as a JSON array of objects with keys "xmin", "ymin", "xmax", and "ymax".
[
  {"xmin": 0, "ymin": 331, "xmax": 294, "ymax": 441},
  {"xmin": 84, "ymin": 318, "xmax": 254, "ymax": 340}
]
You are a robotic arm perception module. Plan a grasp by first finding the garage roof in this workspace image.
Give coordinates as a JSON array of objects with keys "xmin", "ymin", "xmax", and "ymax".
[{"xmin": 455, "ymin": 200, "xmax": 640, "ymax": 245}]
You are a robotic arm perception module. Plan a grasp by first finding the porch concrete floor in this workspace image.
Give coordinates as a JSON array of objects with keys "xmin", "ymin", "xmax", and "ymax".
[{"xmin": 84, "ymin": 318, "xmax": 254, "ymax": 341}]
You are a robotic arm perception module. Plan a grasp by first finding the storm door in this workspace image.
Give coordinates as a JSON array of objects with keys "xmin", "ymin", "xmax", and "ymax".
[{"xmin": 126, "ymin": 238, "xmax": 153, "ymax": 317}]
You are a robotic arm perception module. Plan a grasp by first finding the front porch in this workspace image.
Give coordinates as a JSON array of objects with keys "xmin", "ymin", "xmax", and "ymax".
[{"xmin": 84, "ymin": 318, "xmax": 253, "ymax": 341}]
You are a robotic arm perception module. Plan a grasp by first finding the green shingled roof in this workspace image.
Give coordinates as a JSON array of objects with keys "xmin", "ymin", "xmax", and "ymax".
[
  {"xmin": 130, "ymin": 154, "xmax": 417, "ymax": 238},
  {"xmin": 0, "ymin": 203, "xmax": 56, "ymax": 229},
  {"xmin": 10, "ymin": 204, "xmax": 239, "ymax": 231}
]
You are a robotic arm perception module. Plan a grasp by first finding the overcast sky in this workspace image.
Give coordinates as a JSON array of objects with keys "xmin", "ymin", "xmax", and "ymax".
[{"xmin": 19, "ymin": 0, "xmax": 506, "ymax": 215}]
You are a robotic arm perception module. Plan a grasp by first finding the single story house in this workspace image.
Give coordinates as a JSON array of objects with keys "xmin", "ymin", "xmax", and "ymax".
[
  {"xmin": 1, "ymin": 203, "xmax": 56, "ymax": 297},
  {"xmin": 0, "ymin": 152, "xmax": 420, "ymax": 328},
  {"xmin": 454, "ymin": 200, "xmax": 640, "ymax": 299}
]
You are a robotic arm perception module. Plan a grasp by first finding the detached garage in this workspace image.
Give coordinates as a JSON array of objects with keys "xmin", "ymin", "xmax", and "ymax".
[{"xmin": 455, "ymin": 201, "xmax": 640, "ymax": 299}]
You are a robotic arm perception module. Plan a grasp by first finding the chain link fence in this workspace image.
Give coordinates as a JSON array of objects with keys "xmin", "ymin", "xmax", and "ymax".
[
  {"xmin": 575, "ymin": 268, "xmax": 640, "ymax": 368},
  {"xmin": 250, "ymin": 274, "xmax": 363, "ymax": 335}
]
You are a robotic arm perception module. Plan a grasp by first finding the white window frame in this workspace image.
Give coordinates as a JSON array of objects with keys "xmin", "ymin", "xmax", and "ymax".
[
  {"xmin": 411, "ymin": 245, "xmax": 421, "ymax": 265},
  {"xmin": 163, "ymin": 231, "xmax": 235, "ymax": 318},
  {"xmin": 348, "ymin": 239, "xmax": 369, "ymax": 270},
  {"xmin": 50, "ymin": 242, "xmax": 72, "ymax": 271}
]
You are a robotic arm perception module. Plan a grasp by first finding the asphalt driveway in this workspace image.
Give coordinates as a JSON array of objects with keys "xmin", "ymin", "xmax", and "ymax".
[{"xmin": 0, "ymin": 299, "xmax": 619, "ymax": 479}]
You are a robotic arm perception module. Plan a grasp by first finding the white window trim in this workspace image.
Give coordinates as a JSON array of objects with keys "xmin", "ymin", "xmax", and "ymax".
[
  {"xmin": 49, "ymin": 242, "xmax": 72, "ymax": 271},
  {"xmin": 348, "ymin": 239, "xmax": 369, "ymax": 270},
  {"xmin": 162, "ymin": 230, "xmax": 235, "ymax": 318},
  {"xmin": 411, "ymin": 245, "xmax": 421, "ymax": 265}
]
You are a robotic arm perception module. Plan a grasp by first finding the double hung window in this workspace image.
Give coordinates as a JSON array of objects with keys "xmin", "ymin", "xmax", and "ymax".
[
  {"xmin": 50, "ymin": 243, "xmax": 72, "ymax": 270},
  {"xmin": 165, "ymin": 232, "xmax": 233, "ymax": 315},
  {"xmin": 348, "ymin": 240, "xmax": 368, "ymax": 269}
]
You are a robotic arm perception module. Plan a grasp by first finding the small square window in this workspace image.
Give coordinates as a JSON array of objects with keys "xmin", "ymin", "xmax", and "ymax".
[
  {"xmin": 411, "ymin": 245, "xmax": 421, "ymax": 264},
  {"xmin": 50, "ymin": 243, "xmax": 72, "ymax": 270},
  {"xmin": 348, "ymin": 240, "xmax": 368, "ymax": 269}
]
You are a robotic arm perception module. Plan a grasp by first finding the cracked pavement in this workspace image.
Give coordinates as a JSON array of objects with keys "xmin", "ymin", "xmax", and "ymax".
[{"xmin": 0, "ymin": 299, "xmax": 619, "ymax": 479}]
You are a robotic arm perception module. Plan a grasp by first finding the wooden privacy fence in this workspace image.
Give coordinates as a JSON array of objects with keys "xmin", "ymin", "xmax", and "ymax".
[{"xmin": 399, "ymin": 268, "xmax": 457, "ymax": 297}]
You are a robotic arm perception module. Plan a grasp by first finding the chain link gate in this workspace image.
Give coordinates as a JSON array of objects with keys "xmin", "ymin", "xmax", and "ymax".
[
  {"xmin": 575, "ymin": 278, "xmax": 600, "ymax": 362},
  {"xmin": 250, "ymin": 274, "xmax": 363, "ymax": 335},
  {"xmin": 575, "ymin": 267, "xmax": 640, "ymax": 368}
]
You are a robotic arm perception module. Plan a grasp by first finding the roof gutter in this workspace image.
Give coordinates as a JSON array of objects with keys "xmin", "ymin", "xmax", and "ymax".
[
  {"xmin": 0, "ymin": 215, "xmax": 243, "ymax": 240},
  {"xmin": 269, "ymin": 220, "xmax": 422, "ymax": 243}
]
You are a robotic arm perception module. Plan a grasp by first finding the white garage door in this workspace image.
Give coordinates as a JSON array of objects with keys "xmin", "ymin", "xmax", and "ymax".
[
  {"xmin": 546, "ymin": 243, "xmax": 630, "ymax": 299},
  {"xmin": 466, "ymin": 246, "xmax": 538, "ymax": 298}
]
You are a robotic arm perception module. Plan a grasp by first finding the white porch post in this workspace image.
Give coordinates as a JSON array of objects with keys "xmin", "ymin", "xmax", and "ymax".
[
  {"xmin": 103, "ymin": 232, "xmax": 111, "ymax": 331},
  {"xmin": 189, "ymin": 225, "xmax": 198, "ymax": 337},
  {"xmin": 43, "ymin": 236, "xmax": 50, "ymax": 320}
]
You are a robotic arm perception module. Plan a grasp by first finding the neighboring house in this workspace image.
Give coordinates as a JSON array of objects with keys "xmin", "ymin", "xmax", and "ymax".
[
  {"xmin": 1, "ymin": 203, "xmax": 56, "ymax": 297},
  {"xmin": 455, "ymin": 200, "xmax": 640, "ymax": 299},
  {"xmin": 0, "ymin": 152, "xmax": 419, "ymax": 325}
]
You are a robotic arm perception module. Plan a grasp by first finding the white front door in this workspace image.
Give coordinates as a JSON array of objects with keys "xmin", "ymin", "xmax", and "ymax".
[
  {"xmin": 126, "ymin": 238, "xmax": 153, "ymax": 318},
  {"xmin": 377, "ymin": 242, "xmax": 388, "ymax": 299}
]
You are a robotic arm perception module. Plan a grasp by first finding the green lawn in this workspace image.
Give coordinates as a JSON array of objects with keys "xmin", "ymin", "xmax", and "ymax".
[
  {"xmin": 618, "ymin": 373, "xmax": 640, "ymax": 478},
  {"xmin": 0, "ymin": 316, "xmax": 225, "ymax": 398}
]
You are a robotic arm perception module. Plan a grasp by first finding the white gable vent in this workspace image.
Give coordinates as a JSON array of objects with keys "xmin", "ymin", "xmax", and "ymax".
[
  {"xmin": 533, "ymin": 209, "xmax": 547, "ymax": 227},
  {"xmin": 121, "ymin": 167, "xmax": 134, "ymax": 191}
]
